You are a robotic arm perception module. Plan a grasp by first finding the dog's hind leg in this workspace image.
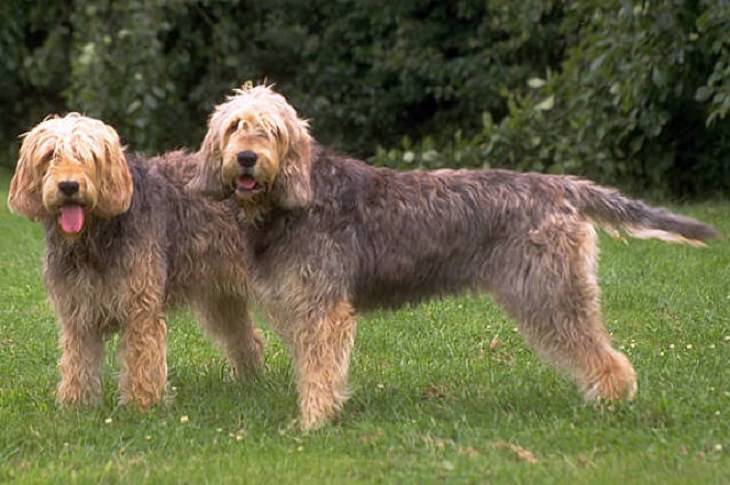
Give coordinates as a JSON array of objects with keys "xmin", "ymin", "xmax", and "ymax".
[
  {"xmin": 193, "ymin": 294, "xmax": 264, "ymax": 380},
  {"xmin": 286, "ymin": 300, "xmax": 357, "ymax": 430},
  {"xmin": 491, "ymin": 222, "xmax": 637, "ymax": 401}
]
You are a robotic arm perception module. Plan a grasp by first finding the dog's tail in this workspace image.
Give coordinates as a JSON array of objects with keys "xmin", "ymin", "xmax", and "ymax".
[{"xmin": 566, "ymin": 178, "xmax": 720, "ymax": 247}]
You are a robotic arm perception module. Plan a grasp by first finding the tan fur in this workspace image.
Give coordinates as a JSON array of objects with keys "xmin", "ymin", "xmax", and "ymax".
[{"xmin": 624, "ymin": 226, "xmax": 707, "ymax": 247}]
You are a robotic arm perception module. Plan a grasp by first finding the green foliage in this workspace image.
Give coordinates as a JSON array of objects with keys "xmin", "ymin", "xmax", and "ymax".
[
  {"xmin": 0, "ymin": 1, "xmax": 70, "ymax": 165},
  {"xmin": 1, "ymin": 0, "xmax": 728, "ymax": 194},
  {"xmin": 67, "ymin": 1, "xmax": 178, "ymax": 151},
  {"xmin": 0, "ymin": 0, "xmax": 565, "ymax": 160},
  {"xmin": 374, "ymin": 1, "xmax": 730, "ymax": 195}
]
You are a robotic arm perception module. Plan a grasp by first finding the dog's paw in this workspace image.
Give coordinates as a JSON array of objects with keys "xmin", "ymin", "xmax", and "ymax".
[{"xmin": 583, "ymin": 350, "xmax": 637, "ymax": 401}]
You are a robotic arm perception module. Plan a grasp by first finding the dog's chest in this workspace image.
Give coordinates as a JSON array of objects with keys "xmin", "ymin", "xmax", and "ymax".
[
  {"xmin": 45, "ymin": 235, "xmax": 132, "ymax": 305},
  {"xmin": 244, "ymin": 211, "xmax": 295, "ymax": 262}
]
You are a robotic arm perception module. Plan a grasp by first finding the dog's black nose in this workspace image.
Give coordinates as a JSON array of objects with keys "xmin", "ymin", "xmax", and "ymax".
[
  {"xmin": 237, "ymin": 150, "xmax": 258, "ymax": 168},
  {"xmin": 58, "ymin": 181, "xmax": 80, "ymax": 196}
]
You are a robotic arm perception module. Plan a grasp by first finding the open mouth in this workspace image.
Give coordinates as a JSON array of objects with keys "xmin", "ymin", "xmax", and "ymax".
[
  {"xmin": 57, "ymin": 204, "xmax": 85, "ymax": 234},
  {"xmin": 235, "ymin": 175, "xmax": 264, "ymax": 195}
]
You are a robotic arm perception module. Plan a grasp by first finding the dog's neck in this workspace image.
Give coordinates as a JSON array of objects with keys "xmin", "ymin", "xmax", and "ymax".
[{"xmin": 236, "ymin": 197, "xmax": 283, "ymax": 226}]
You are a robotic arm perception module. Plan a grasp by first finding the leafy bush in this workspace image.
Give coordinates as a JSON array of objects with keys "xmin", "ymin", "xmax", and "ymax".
[{"xmin": 373, "ymin": 1, "xmax": 730, "ymax": 195}]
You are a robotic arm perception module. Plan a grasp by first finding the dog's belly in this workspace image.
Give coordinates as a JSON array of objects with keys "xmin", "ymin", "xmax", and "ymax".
[{"xmin": 352, "ymin": 255, "xmax": 482, "ymax": 311}]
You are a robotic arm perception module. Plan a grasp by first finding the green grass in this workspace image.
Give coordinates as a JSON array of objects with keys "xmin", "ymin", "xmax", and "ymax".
[{"xmin": 1, "ymin": 166, "xmax": 728, "ymax": 484}]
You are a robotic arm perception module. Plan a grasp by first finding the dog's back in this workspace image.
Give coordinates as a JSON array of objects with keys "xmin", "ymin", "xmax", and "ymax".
[{"xmin": 295, "ymin": 152, "xmax": 718, "ymax": 311}]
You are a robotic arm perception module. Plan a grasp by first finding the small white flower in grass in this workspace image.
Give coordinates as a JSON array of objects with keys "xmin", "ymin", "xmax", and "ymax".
[
  {"xmin": 104, "ymin": 418, "xmax": 112, "ymax": 424},
  {"xmin": 710, "ymin": 387, "xmax": 716, "ymax": 392},
  {"xmin": 512, "ymin": 327, "xmax": 518, "ymax": 333},
  {"xmin": 180, "ymin": 415, "xmax": 189, "ymax": 424},
  {"xmin": 630, "ymin": 343, "xmax": 636, "ymax": 349},
  {"xmin": 660, "ymin": 351, "xmax": 665, "ymax": 356},
  {"xmin": 527, "ymin": 77, "xmax": 546, "ymax": 89},
  {"xmin": 669, "ymin": 344, "xmax": 675, "ymax": 350},
  {"xmin": 145, "ymin": 435, "xmax": 152, "ymax": 441},
  {"xmin": 377, "ymin": 383, "xmax": 384, "ymax": 390},
  {"xmin": 216, "ymin": 428, "xmax": 223, "ymax": 433},
  {"xmin": 715, "ymin": 444, "xmax": 723, "ymax": 452},
  {"xmin": 686, "ymin": 344, "xmax": 693, "ymax": 350},
  {"xmin": 235, "ymin": 434, "xmax": 244, "ymax": 442},
  {"xmin": 715, "ymin": 411, "xmax": 721, "ymax": 416},
  {"xmin": 724, "ymin": 336, "xmax": 730, "ymax": 342},
  {"xmin": 297, "ymin": 445, "xmax": 304, "ymax": 452},
  {"xmin": 710, "ymin": 344, "xmax": 716, "ymax": 349}
]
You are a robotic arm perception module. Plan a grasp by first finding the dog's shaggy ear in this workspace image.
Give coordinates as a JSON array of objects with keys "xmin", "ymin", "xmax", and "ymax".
[
  {"xmin": 273, "ymin": 109, "xmax": 314, "ymax": 210},
  {"xmin": 7, "ymin": 142, "xmax": 45, "ymax": 220},
  {"xmin": 189, "ymin": 113, "xmax": 227, "ymax": 198},
  {"xmin": 93, "ymin": 129, "xmax": 133, "ymax": 218}
]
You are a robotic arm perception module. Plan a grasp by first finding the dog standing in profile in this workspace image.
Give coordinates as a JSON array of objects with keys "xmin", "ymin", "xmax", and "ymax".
[
  {"xmin": 191, "ymin": 84, "xmax": 718, "ymax": 430},
  {"xmin": 8, "ymin": 114, "xmax": 263, "ymax": 408}
]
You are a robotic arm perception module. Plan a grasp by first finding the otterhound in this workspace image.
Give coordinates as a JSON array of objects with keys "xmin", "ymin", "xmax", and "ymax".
[
  {"xmin": 8, "ymin": 114, "xmax": 263, "ymax": 408},
  {"xmin": 191, "ymin": 84, "xmax": 718, "ymax": 430}
]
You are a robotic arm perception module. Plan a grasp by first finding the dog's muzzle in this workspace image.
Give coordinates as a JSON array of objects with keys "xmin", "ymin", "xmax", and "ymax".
[
  {"xmin": 233, "ymin": 167, "xmax": 265, "ymax": 198},
  {"xmin": 230, "ymin": 151, "xmax": 264, "ymax": 197}
]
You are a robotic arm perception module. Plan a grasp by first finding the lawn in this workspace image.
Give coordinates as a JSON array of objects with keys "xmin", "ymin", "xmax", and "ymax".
[{"xmin": 1, "ymin": 166, "xmax": 728, "ymax": 483}]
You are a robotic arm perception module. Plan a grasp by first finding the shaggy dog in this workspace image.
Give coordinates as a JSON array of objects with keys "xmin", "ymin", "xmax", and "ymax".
[
  {"xmin": 191, "ymin": 84, "xmax": 718, "ymax": 430},
  {"xmin": 8, "ymin": 114, "xmax": 263, "ymax": 408}
]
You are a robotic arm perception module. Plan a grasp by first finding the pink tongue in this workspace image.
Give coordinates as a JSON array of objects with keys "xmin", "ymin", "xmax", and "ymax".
[
  {"xmin": 58, "ymin": 205, "xmax": 85, "ymax": 233},
  {"xmin": 238, "ymin": 177, "xmax": 257, "ymax": 190}
]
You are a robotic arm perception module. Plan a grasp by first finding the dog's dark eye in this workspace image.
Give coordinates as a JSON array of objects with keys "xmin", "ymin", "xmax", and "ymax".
[
  {"xmin": 40, "ymin": 151, "xmax": 54, "ymax": 165},
  {"xmin": 224, "ymin": 121, "xmax": 239, "ymax": 138}
]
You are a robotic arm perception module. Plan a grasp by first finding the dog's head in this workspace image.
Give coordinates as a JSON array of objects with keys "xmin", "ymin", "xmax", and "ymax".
[
  {"xmin": 191, "ymin": 84, "xmax": 313, "ymax": 219},
  {"xmin": 7, "ymin": 114, "xmax": 132, "ymax": 237}
]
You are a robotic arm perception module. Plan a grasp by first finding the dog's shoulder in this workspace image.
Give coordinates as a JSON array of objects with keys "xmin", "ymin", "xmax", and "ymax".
[
  {"xmin": 311, "ymin": 146, "xmax": 390, "ymax": 204},
  {"xmin": 139, "ymin": 150, "xmax": 200, "ymax": 187}
]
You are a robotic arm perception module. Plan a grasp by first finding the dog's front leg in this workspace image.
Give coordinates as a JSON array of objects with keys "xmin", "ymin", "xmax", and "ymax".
[
  {"xmin": 290, "ymin": 301, "xmax": 357, "ymax": 430},
  {"xmin": 57, "ymin": 319, "xmax": 104, "ymax": 406},
  {"xmin": 118, "ymin": 305, "xmax": 168, "ymax": 409}
]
